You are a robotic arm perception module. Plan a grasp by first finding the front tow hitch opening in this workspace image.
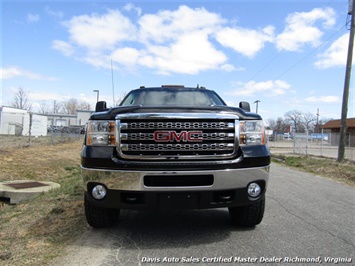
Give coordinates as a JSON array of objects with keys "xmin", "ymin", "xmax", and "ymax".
[
  {"xmin": 121, "ymin": 192, "xmax": 145, "ymax": 205},
  {"xmin": 213, "ymin": 190, "xmax": 235, "ymax": 203}
]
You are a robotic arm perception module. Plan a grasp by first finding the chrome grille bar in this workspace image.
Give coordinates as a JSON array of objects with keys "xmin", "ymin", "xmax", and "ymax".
[
  {"xmin": 122, "ymin": 121, "xmax": 234, "ymax": 130},
  {"xmin": 115, "ymin": 113, "xmax": 239, "ymax": 160}
]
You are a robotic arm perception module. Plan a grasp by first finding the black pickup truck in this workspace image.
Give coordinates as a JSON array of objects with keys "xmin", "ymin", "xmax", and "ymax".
[{"xmin": 81, "ymin": 85, "xmax": 270, "ymax": 228}]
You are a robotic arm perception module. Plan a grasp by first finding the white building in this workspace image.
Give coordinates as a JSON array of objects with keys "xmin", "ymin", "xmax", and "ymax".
[
  {"xmin": 45, "ymin": 110, "xmax": 94, "ymax": 127},
  {"xmin": 46, "ymin": 113, "xmax": 77, "ymax": 127},
  {"xmin": 0, "ymin": 106, "xmax": 47, "ymax": 136},
  {"xmin": 77, "ymin": 110, "xmax": 94, "ymax": 126},
  {"xmin": 1, "ymin": 106, "xmax": 95, "ymax": 136}
]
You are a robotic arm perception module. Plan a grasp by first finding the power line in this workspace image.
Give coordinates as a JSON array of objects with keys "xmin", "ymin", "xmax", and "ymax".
[
  {"xmin": 247, "ymin": 0, "xmax": 340, "ymax": 82},
  {"xmin": 274, "ymin": 24, "xmax": 347, "ymax": 80},
  {"xmin": 248, "ymin": 49, "xmax": 284, "ymax": 81}
]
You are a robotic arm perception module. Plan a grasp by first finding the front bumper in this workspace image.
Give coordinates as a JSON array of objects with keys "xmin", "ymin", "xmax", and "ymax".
[
  {"xmin": 82, "ymin": 166, "xmax": 269, "ymax": 210},
  {"xmin": 82, "ymin": 166, "xmax": 269, "ymax": 191}
]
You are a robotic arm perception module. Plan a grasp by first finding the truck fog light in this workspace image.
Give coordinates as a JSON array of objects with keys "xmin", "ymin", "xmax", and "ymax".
[
  {"xmin": 248, "ymin": 183, "xmax": 261, "ymax": 198},
  {"xmin": 92, "ymin": 185, "xmax": 107, "ymax": 200}
]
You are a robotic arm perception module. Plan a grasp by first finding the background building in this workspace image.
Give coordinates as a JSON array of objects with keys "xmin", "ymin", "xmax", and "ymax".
[
  {"xmin": 0, "ymin": 106, "xmax": 47, "ymax": 136},
  {"xmin": 0, "ymin": 106, "xmax": 94, "ymax": 136},
  {"xmin": 321, "ymin": 118, "xmax": 355, "ymax": 147}
]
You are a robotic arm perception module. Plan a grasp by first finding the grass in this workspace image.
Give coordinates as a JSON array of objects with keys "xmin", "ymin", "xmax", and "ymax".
[
  {"xmin": 0, "ymin": 135, "xmax": 86, "ymax": 265},
  {"xmin": 0, "ymin": 135, "xmax": 354, "ymax": 265},
  {"xmin": 272, "ymin": 155, "xmax": 355, "ymax": 187}
]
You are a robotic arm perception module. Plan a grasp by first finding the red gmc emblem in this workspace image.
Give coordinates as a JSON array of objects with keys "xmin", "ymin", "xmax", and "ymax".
[{"xmin": 153, "ymin": 131, "xmax": 203, "ymax": 142}]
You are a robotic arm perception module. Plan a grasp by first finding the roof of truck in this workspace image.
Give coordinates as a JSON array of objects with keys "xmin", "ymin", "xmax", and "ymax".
[{"xmin": 137, "ymin": 85, "xmax": 208, "ymax": 90}]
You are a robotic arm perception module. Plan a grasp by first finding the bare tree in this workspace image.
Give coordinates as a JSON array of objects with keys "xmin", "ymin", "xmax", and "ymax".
[
  {"xmin": 265, "ymin": 118, "xmax": 276, "ymax": 130},
  {"xmin": 284, "ymin": 110, "xmax": 304, "ymax": 133},
  {"xmin": 53, "ymin": 100, "xmax": 61, "ymax": 114},
  {"xmin": 39, "ymin": 101, "xmax": 50, "ymax": 114},
  {"xmin": 62, "ymin": 98, "xmax": 78, "ymax": 115},
  {"xmin": 78, "ymin": 101, "xmax": 91, "ymax": 111},
  {"xmin": 11, "ymin": 87, "xmax": 32, "ymax": 110},
  {"xmin": 302, "ymin": 112, "xmax": 316, "ymax": 133},
  {"xmin": 275, "ymin": 117, "xmax": 290, "ymax": 132},
  {"xmin": 266, "ymin": 111, "xmax": 332, "ymax": 135}
]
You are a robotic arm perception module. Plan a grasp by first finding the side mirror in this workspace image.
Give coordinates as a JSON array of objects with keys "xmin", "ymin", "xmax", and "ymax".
[
  {"xmin": 239, "ymin": 101, "xmax": 250, "ymax": 112},
  {"xmin": 95, "ymin": 101, "xmax": 107, "ymax": 112}
]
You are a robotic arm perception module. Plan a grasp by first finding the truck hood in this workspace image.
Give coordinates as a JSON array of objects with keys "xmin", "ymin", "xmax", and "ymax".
[{"xmin": 90, "ymin": 105, "xmax": 261, "ymax": 120}]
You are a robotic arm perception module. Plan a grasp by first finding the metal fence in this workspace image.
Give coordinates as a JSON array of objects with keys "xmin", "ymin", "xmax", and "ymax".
[{"xmin": 268, "ymin": 132, "xmax": 355, "ymax": 161}]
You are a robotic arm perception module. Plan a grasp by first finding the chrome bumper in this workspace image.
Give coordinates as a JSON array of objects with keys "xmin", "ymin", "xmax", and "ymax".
[{"xmin": 82, "ymin": 166, "xmax": 270, "ymax": 192}]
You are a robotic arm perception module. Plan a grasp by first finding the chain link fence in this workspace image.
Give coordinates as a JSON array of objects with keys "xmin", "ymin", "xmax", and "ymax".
[{"xmin": 268, "ymin": 132, "xmax": 355, "ymax": 161}]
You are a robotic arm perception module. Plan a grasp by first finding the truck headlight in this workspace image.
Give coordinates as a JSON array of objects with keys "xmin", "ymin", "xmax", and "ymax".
[
  {"xmin": 86, "ymin": 121, "xmax": 115, "ymax": 146},
  {"xmin": 239, "ymin": 120, "xmax": 266, "ymax": 145}
]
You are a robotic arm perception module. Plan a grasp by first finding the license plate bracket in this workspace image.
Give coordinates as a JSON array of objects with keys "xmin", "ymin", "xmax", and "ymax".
[{"xmin": 158, "ymin": 193, "xmax": 199, "ymax": 210}]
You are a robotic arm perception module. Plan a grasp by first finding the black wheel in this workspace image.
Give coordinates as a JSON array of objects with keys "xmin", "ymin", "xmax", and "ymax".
[
  {"xmin": 229, "ymin": 196, "xmax": 265, "ymax": 227},
  {"xmin": 84, "ymin": 194, "xmax": 120, "ymax": 228}
]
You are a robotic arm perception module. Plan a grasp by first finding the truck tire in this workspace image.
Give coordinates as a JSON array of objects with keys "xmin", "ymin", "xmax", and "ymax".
[
  {"xmin": 228, "ymin": 196, "xmax": 265, "ymax": 227},
  {"xmin": 84, "ymin": 194, "xmax": 120, "ymax": 228}
]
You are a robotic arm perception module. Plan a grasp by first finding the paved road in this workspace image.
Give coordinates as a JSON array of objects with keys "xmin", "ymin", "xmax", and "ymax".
[{"xmin": 55, "ymin": 164, "xmax": 354, "ymax": 265}]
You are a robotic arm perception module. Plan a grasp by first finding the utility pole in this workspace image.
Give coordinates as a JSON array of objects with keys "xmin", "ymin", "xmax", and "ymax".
[
  {"xmin": 254, "ymin": 100, "xmax": 260, "ymax": 113},
  {"xmin": 111, "ymin": 59, "xmax": 115, "ymax": 106},
  {"xmin": 338, "ymin": 0, "xmax": 355, "ymax": 162},
  {"xmin": 316, "ymin": 108, "xmax": 320, "ymax": 134}
]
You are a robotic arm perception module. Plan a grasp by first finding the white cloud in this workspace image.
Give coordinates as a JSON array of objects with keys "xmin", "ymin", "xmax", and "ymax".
[
  {"xmin": 45, "ymin": 6, "xmax": 64, "ymax": 20},
  {"xmin": 53, "ymin": 5, "xmax": 279, "ymax": 75},
  {"xmin": 215, "ymin": 25, "xmax": 274, "ymax": 57},
  {"xmin": 1, "ymin": 67, "xmax": 57, "ymax": 81},
  {"xmin": 52, "ymin": 40, "xmax": 74, "ymax": 56},
  {"xmin": 140, "ymin": 31, "xmax": 227, "ymax": 75},
  {"xmin": 221, "ymin": 64, "xmax": 241, "ymax": 72},
  {"xmin": 305, "ymin": 96, "xmax": 339, "ymax": 103},
  {"xmin": 314, "ymin": 34, "xmax": 348, "ymax": 68},
  {"xmin": 276, "ymin": 7, "xmax": 336, "ymax": 51},
  {"xmin": 123, "ymin": 3, "xmax": 142, "ymax": 17},
  {"xmin": 135, "ymin": 5, "xmax": 229, "ymax": 74},
  {"xmin": 58, "ymin": 6, "xmax": 231, "ymax": 75},
  {"xmin": 138, "ymin": 5, "xmax": 224, "ymax": 44},
  {"xmin": 81, "ymin": 52, "xmax": 111, "ymax": 69},
  {"xmin": 27, "ymin": 13, "xmax": 40, "ymax": 23},
  {"xmin": 64, "ymin": 9, "xmax": 137, "ymax": 50},
  {"xmin": 112, "ymin": 47, "xmax": 140, "ymax": 67},
  {"xmin": 231, "ymin": 80, "xmax": 291, "ymax": 97},
  {"xmin": 30, "ymin": 91, "xmax": 70, "ymax": 101}
]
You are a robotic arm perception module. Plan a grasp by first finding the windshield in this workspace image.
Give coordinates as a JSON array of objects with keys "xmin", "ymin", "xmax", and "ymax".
[{"xmin": 120, "ymin": 88, "xmax": 226, "ymax": 106}]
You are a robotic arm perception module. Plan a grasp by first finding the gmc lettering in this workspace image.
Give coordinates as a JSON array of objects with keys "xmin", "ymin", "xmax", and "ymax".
[{"xmin": 153, "ymin": 131, "xmax": 203, "ymax": 142}]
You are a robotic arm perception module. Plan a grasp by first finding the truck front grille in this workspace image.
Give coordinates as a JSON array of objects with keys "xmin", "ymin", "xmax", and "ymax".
[{"xmin": 116, "ymin": 116, "xmax": 239, "ymax": 160}]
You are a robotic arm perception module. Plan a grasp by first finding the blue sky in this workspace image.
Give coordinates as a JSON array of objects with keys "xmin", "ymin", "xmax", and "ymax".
[{"xmin": 1, "ymin": 0, "xmax": 355, "ymax": 121}]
